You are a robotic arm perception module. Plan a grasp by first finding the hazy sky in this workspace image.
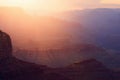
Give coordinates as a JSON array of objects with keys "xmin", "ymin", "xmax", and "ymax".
[
  {"xmin": 0, "ymin": 0, "xmax": 120, "ymax": 13},
  {"xmin": 70, "ymin": 0, "xmax": 120, "ymax": 9},
  {"xmin": 0, "ymin": 0, "xmax": 120, "ymax": 9}
]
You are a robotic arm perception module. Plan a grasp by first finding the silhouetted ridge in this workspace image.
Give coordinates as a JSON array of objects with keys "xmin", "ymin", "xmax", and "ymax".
[
  {"xmin": 68, "ymin": 59, "xmax": 110, "ymax": 72},
  {"xmin": 71, "ymin": 59, "xmax": 103, "ymax": 67},
  {"xmin": 48, "ymin": 59, "xmax": 114, "ymax": 80}
]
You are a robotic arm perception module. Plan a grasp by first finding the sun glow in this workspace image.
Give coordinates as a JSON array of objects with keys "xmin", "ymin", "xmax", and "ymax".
[
  {"xmin": 0, "ymin": 0, "xmax": 70, "ymax": 15},
  {"xmin": 0, "ymin": 0, "xmax": 36, "ymax": 13}
]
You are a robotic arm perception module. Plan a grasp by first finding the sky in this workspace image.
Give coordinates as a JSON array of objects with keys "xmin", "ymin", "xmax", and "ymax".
[
  {"xmin": 71, "ymin": 0, "xmax": 120, "ymax": 9},
  {"xmin": 0, "ymin": 0, "xmax": 120, "ymax": 8},
  {"xmin": 0, "ymin": 0, "xmax": 120, "ymax": 13}
]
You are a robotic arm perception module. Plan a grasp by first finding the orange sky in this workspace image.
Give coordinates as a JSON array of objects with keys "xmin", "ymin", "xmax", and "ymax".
[
  {"xmin": 0, "ymin": 0, "xmax": 73, "ymax": 14},
  {"xmin": 101, "ymin": 0, "xmax": 120, "ymax": 4},
  {"xmin": 0, "ymin": 0, "xmax": 120, "ymax": 14}
]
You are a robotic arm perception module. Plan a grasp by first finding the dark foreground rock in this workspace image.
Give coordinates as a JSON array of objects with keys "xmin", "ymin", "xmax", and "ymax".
[{"xmin": 46, "ymin": 59, "xmax": 117, "ymax": 80}]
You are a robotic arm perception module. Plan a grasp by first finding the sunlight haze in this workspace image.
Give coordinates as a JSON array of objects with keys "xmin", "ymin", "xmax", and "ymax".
[
  {"xmin": 0, "ymin": 0, "xmax": 72, "ymax": 14},
  {"xmin": 0, "ymin": 0, "xmax": 120, "ymax": 15}
]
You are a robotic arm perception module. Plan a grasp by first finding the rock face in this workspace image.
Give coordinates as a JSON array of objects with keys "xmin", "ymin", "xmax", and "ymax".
[{"xmin": 0, "ymin": 30, "xmax": 12, "ymax": 60}]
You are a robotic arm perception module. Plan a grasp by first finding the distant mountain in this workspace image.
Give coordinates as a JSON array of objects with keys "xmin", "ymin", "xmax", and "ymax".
[
  {"xmin": 1, "ymin": 7, "xmax": 120, "ymax": 50},
  {"xmin": 56, "ymin": 8, "xmax": 120, "ymax": 51},
  {"xmin": 0, "ymin": 7, "xmax": 91, "ymax": 49}
]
